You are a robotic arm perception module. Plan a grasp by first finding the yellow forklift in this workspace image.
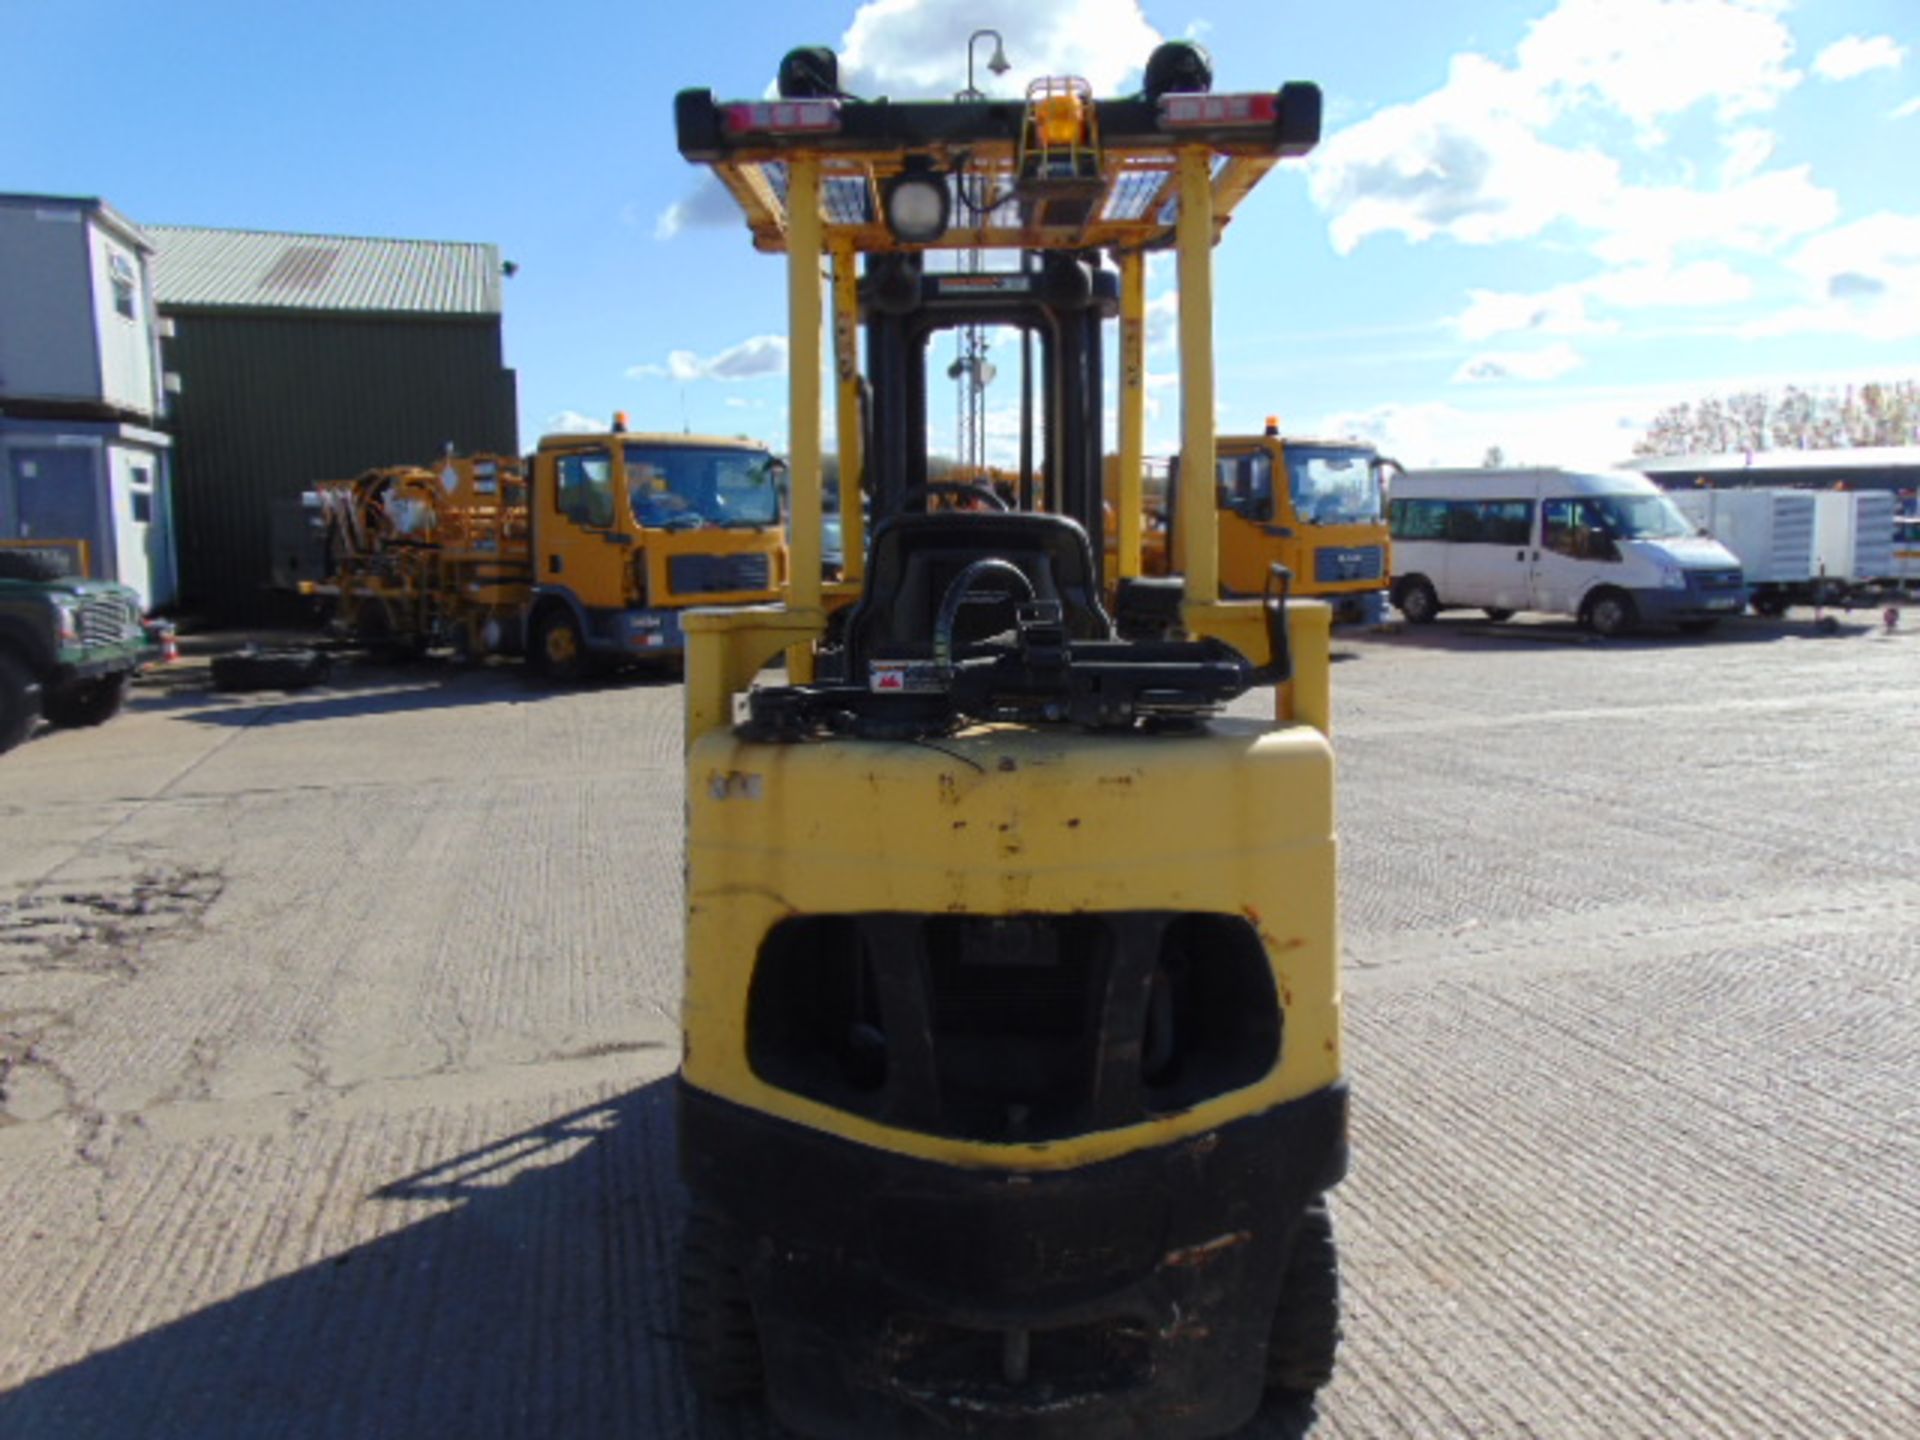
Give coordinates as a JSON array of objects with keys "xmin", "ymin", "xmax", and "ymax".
[{"xmin": 675, "ymin": 40, "xmax": 1345, "ymax": 1438}]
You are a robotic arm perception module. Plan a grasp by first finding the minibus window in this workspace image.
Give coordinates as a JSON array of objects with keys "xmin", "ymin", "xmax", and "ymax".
[
  {"xmin": 1390, "ymin": 498, "xmax": 1448, "ymax": 541},
  {"xmin": 1542, "ymin": 498, "xmax": 1618, "ymax": 561}
]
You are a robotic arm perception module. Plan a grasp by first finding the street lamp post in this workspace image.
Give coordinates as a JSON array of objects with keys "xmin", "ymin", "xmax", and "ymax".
[{"xmin": 953, "ymin": 29, "xmax": 1011, "ymax": 476}]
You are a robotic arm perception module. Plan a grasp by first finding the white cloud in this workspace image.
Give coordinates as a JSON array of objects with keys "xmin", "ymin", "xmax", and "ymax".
[
  {"xmin": 1890, "ymin": 96, "xmax": 1920, "ymax": 120},
  {"xmin": 1748, "ymin": 213, "xmax": 1920, "ymax": 341},
  {"xmin": 655, "ymin": 175, "xmax": 744, "ymax": 241},
  {"xmin": 1812, "ymin": 35, "xmax": 1906, "ymax": 82},
  {"xmin": 544, "ymin": 409, "xmax": 604, "ymax": 434},
  {"xmin": 1311, "ymin": 54, "xmax": 1612, "ymax": 255},
  {"xmin": 839, "ymin": 0, "xmax": 1161, "ymax": 100},
  {"xmin": 1516, "ymin": 0, "xmax": 1799, "ymax": 135},
  {"xmin": 1318, "ymin": 396, "xmax": 1649, "ymax": 469},
  {"xmin": 1144, "ymin": 290, "xmax": 1179, "ymax": 351},
  {"xmin": 1455, "ymin": 286, "xmax": 1604, "ymax": 342},
  {"xmin": 1596, "ymin": 260, "xmax": 1754, "ymax": 309},
  {"xmin": 1310, "ymin": 0, "xmax": 1813, "ymax": 263},
  {"xmin": 1590, "ymin": 164, "xmax": 1838, "ymax": 266},
  {"xmin": 1720, "ymin": 126, "xmax": 1775, "ymax": 182},
  {"xmin": 1452, "ymin": 342, "xmax": 1585, "ymax": 384},
  {"xmin": 629, "ymin": 335, "xmax": 789, "ymax": 383},
  {"xmin": 1450, "ymin": 260, "xmax": 1752, "ymax": 345}
]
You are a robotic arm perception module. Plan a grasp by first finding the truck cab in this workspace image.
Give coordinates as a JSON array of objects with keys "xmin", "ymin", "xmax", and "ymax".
[{"xmin": 523, "ymin": 429, "xmax": 788, "ymax": 677}]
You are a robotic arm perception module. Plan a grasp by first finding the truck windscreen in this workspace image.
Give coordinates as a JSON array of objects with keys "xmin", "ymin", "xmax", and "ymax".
[
  {"xmin": 626, "ymin": 446, "xmax": 782, "ymax": 529},
  {"xmin": 1287, "ymin": 447, "xmax": 1383, "ymax": 526}
]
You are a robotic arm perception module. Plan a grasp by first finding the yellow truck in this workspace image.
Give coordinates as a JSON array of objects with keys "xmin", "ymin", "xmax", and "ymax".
[
  {"xmin": 305, "ymin": 421, "xmax": 788, "ymax": 677},
  {"xmin": 1133, "ymin": 421, "xmax": 1395, "ymax": 624}
]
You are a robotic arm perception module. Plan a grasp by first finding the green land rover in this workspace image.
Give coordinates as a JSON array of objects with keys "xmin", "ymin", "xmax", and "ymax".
[{"xmin": 0, "ymin": 548, "xmax": 153, "ymax": 756}]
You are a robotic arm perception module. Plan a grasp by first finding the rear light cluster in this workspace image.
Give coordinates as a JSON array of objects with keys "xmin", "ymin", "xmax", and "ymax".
[
  {"xmin": 722, "ymin": 99, "xmax": 842, "ymax": 136},
  {"xmin": 1157, "ymin": 92, "xmax": 1278, "ymax": 128}
]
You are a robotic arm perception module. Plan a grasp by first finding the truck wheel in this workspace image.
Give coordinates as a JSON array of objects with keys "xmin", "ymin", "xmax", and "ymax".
[
  {"xmin": 532, "ymin": 608, "xmax": 588, "ymax": 683},
  {"xmin": 1750, "ymin": 593, "xmax": 1787, "ymax": 618},
  {"xmin": 1583, "ymin": 588, "xmax": 1636, "ymax": 638},
  {"xmin": 0, "ymin": 653, "xmax": 43, "ymax": 754},
  {"xmin": 680, "ymin": 1204, "xmax": 762, "ymax": 1400},
  {"xmin": 43, "ymin": 673, "xmax": 130, "ymax": 728},
  {"xmin": 1266, "ymin": 1198, "xmax": 1340, "ymax": 1396},
  {"xmin": 1483, "ymin": 607, "xmax": 1515, "ymax": 622},
  {"xmin": 1395, "ymin": 577, "xmax": 1439, "ymax": 624}
]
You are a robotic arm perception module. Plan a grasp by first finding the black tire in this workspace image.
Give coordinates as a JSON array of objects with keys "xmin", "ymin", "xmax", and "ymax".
[
  {"xmin": 0, "ymin": 652, "xmax": 43, "ymax": 755},
  {"xmin": 210, "ymin": 648, "xmax": 330, "ymax": 692},
  {"xmin": 680, "ymin": 1204, "xmax": 762, "ymax": 1401},
  {"xmin": 43, "ymin": 672, "xmax": 131, "ymax": 728},
  {"xmin": 1267, "ymin": 1198, "xmax": 1340, "ymax": 1396},
  {"xmin": 1583, "ymin": 588, "xmax": 1636, "ymax": 638},
  {"xmin": 531, "ymin": 607, "xmax": 588, "ymax": 683},
  {"xmin": 1483, "ymin": 607, "xmax": 1514, "ymax": 622},
  {"xmin": 1395, "ymin": 577, "xmax": 1440, "ymax": 624},
  {"xmin": 0, "ymin": 548, "xmax": 71, "ymax": 583},
  {"xmin": 1750, "ymin": 593, "xmax": 1788, "ymax": 618}
]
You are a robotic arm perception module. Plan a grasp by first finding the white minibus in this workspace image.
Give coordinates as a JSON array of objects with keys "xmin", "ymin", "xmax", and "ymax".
[{"xmin": 1388, "ymin": 469, "xmax": 1746, "ymax": 635}]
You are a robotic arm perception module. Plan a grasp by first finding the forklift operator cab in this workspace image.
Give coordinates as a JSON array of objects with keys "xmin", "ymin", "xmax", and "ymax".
[{"xmin": 675, "ymin": 40, "xmax": 1345, "ymax": 1440}]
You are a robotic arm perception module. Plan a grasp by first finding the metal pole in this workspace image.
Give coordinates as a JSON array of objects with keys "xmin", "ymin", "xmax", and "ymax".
[
  {"xmin": 1175, "ymin": 147, "xmax": 1218, "ymax": 604},
  {"xmin": 786, "ymin": 157, "xmax": 824, "ymax": 624},
  {"xmin": 831, "ymin": 243, "xmax": 865, "ymax": 581},
  {"xmin": 1117, "ymin": 248, "xmax": 1146, "ymax": 580}
]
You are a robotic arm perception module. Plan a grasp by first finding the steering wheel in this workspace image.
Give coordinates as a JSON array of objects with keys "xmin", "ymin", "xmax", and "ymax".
[{"xmin": 897, "ymin": 481, "xmax": 1010, "ymax": 513}]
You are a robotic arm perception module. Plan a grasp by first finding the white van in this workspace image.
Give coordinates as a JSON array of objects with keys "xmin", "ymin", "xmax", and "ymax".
[{"xmin": 1388, "ymin": 469, "xmax": 1746, "ymax": 635}]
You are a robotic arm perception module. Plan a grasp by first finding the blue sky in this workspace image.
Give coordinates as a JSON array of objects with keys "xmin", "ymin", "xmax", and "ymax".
[{"xmin": 5, "ymin": 0, "xmax": 1916, "ymax": 465}]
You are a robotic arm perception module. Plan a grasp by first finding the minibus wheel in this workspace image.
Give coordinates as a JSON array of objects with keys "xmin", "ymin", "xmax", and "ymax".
[
  {"xmin": 1266, "ymin": 1198, "xmax": 1341, "ymax": 1396},
  {"xmin": 1584, "ymin": 588, "xmax": 1636, "ymax": 638},
  {"xmin": 1394, "ymin": 577, "xmax": 1439, "ymax": 624}
]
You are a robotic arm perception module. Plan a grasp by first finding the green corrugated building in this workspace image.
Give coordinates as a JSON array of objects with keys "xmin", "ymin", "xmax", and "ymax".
[{"xmin": 149, "ymin": 224, "xmax": 518, "ymax": 620}]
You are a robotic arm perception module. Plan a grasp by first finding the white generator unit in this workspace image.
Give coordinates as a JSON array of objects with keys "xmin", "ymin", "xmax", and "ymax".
[
  {"xmin": 1812, "ymin": 490, "xmax": 1896, "ymax": 586},
  {"xmin": 1669, "ymin": 489, "xmax": 1816, "ymax": 586}
]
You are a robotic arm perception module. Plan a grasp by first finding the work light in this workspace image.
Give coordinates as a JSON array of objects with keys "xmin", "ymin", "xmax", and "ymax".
[{"xmin": 882, "ymin": 161, "xmax": 950, "ymax": 243}]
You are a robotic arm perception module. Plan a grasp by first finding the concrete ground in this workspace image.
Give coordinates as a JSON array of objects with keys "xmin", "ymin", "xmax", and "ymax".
[{"xmin": 0, "ymin": 609, "xmax": 1914, "ymax": 1439}]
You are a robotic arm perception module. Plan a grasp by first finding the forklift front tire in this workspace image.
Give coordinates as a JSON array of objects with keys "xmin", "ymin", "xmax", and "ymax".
[
  {"xmin": 679, "ymin": 1203, "xmax": 763, "ymax": 1401},
  {"xmin": 1265, "ymin": 1197, "xmax": 1341, "ymax": 1397}
]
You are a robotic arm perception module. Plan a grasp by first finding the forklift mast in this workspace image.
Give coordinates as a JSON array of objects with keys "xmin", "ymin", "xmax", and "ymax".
[{"xmin": 861, "ymin": 253, "xmax": 1115, "ymax": 564}]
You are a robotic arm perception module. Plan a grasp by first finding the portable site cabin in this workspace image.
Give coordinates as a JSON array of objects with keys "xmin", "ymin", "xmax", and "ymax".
[{"xmin": 0, "ymin": 194, "xmax": 177, "ymax": 609}]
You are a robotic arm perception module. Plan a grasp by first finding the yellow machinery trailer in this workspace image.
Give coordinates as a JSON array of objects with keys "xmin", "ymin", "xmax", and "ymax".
[{"xmin": 674, "ymin": 38, "xmax": 1346, "ymax": 1440}]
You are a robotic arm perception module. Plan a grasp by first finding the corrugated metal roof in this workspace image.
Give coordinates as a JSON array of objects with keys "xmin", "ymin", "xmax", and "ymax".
[{"xmin": 147, "ymin": 225, "xmax": 502, "ymax": 315}]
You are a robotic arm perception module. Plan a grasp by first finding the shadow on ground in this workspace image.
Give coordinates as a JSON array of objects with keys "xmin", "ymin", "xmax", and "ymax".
[
  {"xmin": 1372, "ymin": 612, "xmax": 1880, "ymax": 651},
  {"xmin": 136, "ymin": 659, "xmax": 680, "ymax": 729},
  {"xmin": 0, "ymin": 1082, "xmax": 1326, "ymax": 1440}
]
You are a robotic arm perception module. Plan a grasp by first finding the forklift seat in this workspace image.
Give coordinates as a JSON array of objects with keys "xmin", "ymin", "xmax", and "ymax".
[{"xmin": 840, "ymin": 512, "xmax": 1115, "ymax": 672}]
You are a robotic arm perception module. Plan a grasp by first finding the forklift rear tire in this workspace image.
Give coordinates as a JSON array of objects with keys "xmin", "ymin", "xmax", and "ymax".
[
  {"xmin": 1265, "ymin": 1198, "xmax": 1341, "ymax": 1397},
  {"xmin": 679, "ymin": 1203, "xmax": 763, "ymax": 1401}
]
